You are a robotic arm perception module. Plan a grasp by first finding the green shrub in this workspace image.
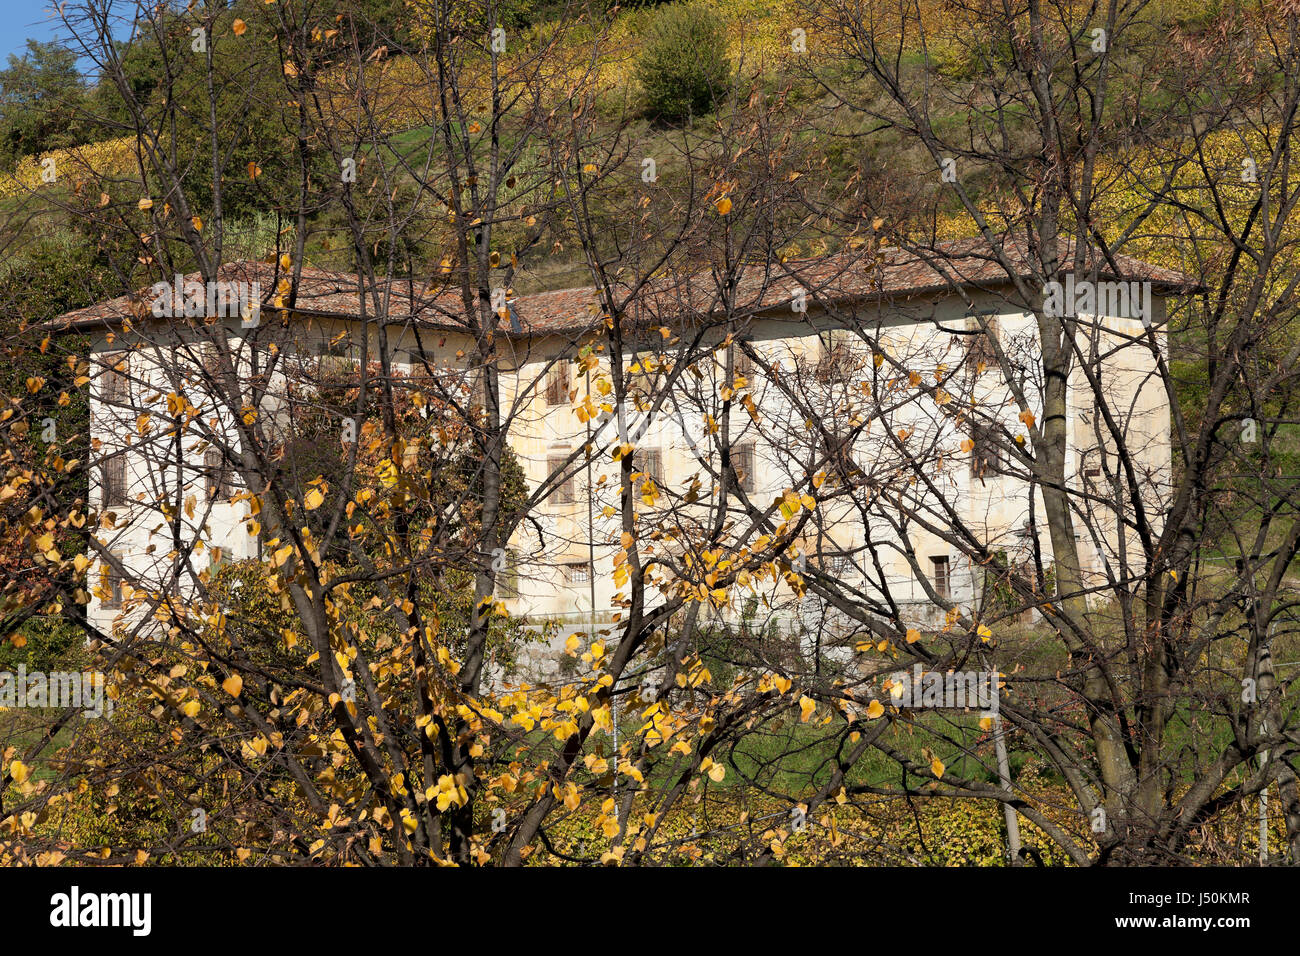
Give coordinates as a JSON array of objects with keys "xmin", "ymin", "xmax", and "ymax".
[{"xmin": 635, "ymin": 2, "xmax": 731, "ymax": 122}]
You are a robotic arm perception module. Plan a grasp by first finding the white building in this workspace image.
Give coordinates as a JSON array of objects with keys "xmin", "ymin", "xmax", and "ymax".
[{"xmin": 49, "ymin": 239, "xmax": 1191, "ymax": 675}]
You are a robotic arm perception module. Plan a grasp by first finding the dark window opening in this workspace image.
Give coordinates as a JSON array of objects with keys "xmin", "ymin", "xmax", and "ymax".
[
  {"xmin": 205, "ymin": 447, "xmax": 234, "ymax": 500},
  {"xmin": 964, "ymin": 315, "xmax": 999, "ymax": 370},
  {"xmin": 101, "ymin": 455, "xmax": 127, "ymax": 507},
  {"xmin": 641, "ymin": 447, "xmax": 663, "ymax": 485},
  {"xmin": 969, "ymin": 420, "xmax": 1007, "ymax": 478},
  {"xmin": 931, "ymin": 555, "xmax": 951, "ymax": 600},
  {"xmin": 546, "ymin": 362, "xmax": 570, "ymax": 406},
  {"xmin": 734, "ymin": 443, "xmax": 755, "ymax": 492},
  {"xmin": 549, "ymin": 455, "xmax": 576, "ymax": 504},
  {"xmin": 101, "ymin": 553, "xmax": 124, "ymax": 609},
  {"xmin": 100, "ymin": 352, "xmax": 129, "ymax": 406}
]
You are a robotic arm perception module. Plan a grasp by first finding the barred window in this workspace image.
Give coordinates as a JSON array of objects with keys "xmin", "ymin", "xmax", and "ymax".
[{"xmin": 317, "ymin": 336, "xmax": 357, "ymax": 377}]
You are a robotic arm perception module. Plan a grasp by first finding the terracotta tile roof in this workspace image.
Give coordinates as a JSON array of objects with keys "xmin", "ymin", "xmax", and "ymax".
[{"xmin": 46, "ymin": 237, "xmax": 1200, "ymax": 338}]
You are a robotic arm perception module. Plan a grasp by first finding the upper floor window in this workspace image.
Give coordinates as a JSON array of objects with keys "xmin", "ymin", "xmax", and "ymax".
[
  {"xmin": 964, "ymin": 314, "xmax": 999, "ymax": 370},
  {"xmin": 99, "ymin": 352, "xmax": 129, "ymax": 407},
  {"xmin": 545, "ymin": 361, "xmax": 571, "ymax": 406},
  {"xmin": 549, "ymin": 454, "xmax": 576, "ymax": 504},
  {"xmin": 499, "ymin": 549, "xmax": 521, "ymax": 597},
  {"xmin": 101, "ymin": 455, "xmax": 127, "ymax": 507},
  {"xmin": 968, "ymin": 419, "xmax": 1007, "ymax": 479},
  {"xmin": 205, "ymin": 446, "xmax": 235, "ymax": 500},
  {"xmin": 100, "ymin": 551, "xmax": 125, "ymax": 609},
  {"xmin": 931, "ymin": 555, "xmax": 951, "ymax": 600},
  {"xmin": 640, "ymin": 447, "xmax": 663, "ymax": 485},
  {"xmin": 816, "ymin": 329, "xmax": 855, "ymax": 383},
  {"xmin": 733, "ymin": 442, "xmax": 755, "ymax": 493},
  {"xmin": 545, "ymin": 362, "xmax": 571, "ymax": 406},
  {"xmin": 730, "ymin": 340, "xmax": 754, "ymax": 379}
]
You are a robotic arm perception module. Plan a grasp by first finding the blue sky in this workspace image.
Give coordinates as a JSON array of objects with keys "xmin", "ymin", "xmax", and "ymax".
[
  {"xmin": 1, "ymin": 0, "xmax": 134, "ymax": 73},
  {"xmin": 1, "ymin": 0, "xmax": 72, "ymax": 64}
]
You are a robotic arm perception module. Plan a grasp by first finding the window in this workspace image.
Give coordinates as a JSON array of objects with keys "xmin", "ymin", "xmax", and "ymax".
[
  {"xmin": 101, "ymin": 455, "xmax": 127, "ymax": 507},
  {"xmin": 549, "ymin": 455, "xmax": 576, "ymax": 504},
  {"xmin": 964, "ymin": 315, "xmax": 999, "ymax": 370},
  {"xmin": 734, "ymin": 442, "xmax": 755, "ymax": 492},
  {"xmin": 931, "ymin": 556, "xmax": 951, "ymax": 600},
  {"xmin": 205, "ymin": 446, "xmax": 233, "ymax": 500},
  {"xmin": 101, "ymin": 552, "xmax": 124, "ymax": 610},
  {"xmin": 968, "ymin": 420, "xmax": 1007, "ymax": 478},
  {"xmin": 546, "ymin": 362, "xmax": 570, "ymax": 405},
  {"xmin": 627, "ymin": 359, "xmax": 656, "ymax": 404},
  {"xmin": 641, "ymin": 448, "xmax": 663, "ymax": 485},
  {"xmin": 825, "ymin": 554, "xmax": 854, "ymax": 576},
  {"xmin": 401, "ymin": 346, "xmax": 428, "ymax": 370},
  {"xmin": 564, "ymin": 562, "xmax": 591, "ymax": 584},
  {"xmin": 731, "ymin": 340, "xmax": 754, "ymax": 378},
  {"xmin": 100, "ymin": 352, "xmax": 128, "ymax": 406},
  {"xmin": 816, "ymin": 329, "xmax": 854, "ymax": 383},
  {"xmin": 198, "ymin": 343, "xmax": 221, "ymax": 377},
  {"xmin": 499, "ymin": 549, "xmax": 520, "ymax": 597},
  {"xmin": 318, "ymin": 337, "xmax": 356, "ymax": 377}
]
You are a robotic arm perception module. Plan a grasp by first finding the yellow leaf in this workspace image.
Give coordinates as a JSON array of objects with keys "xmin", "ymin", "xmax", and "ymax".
[
  {"xmin": 865, "ymin": 700, "xmax": 885, "ymax": 719},
  {"xmin": 708, "ymin": 761, "xmax": 725, "ymax": 783},
  {"xmin": 715, "ymin": 196, "xmax": 732, "ymax": 215},
  {"xmin": 304, "ymin": 487, "xmax": 325, "ymax": 510},
  {"xmin": 222, "ymin": 673, "xmax": 243, "ymax": 697},
  {"xmin": 9, "ymin": 760, "xmax": 30, "ymax": 784},
  {"xmin": 905, "ymin": 628, "xmax": 921, "ymax": 644},
  {"xmin": 799, "ymin": 695, "xmax": 816, "ymax": 722},
  {"xmin": 930, "ymin": 757, "xmax": 945, "ymax": 778},
  {"xmin": 137, "ymin": 198, "xmax": 153, "ymax": 211},
  {"xmin": 232, "ymin": 17, "xmax": 248, "ymax": 35},
  {"xmin": 180, "ymin": 700, "xmax": 200, "ymax": 718}
]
